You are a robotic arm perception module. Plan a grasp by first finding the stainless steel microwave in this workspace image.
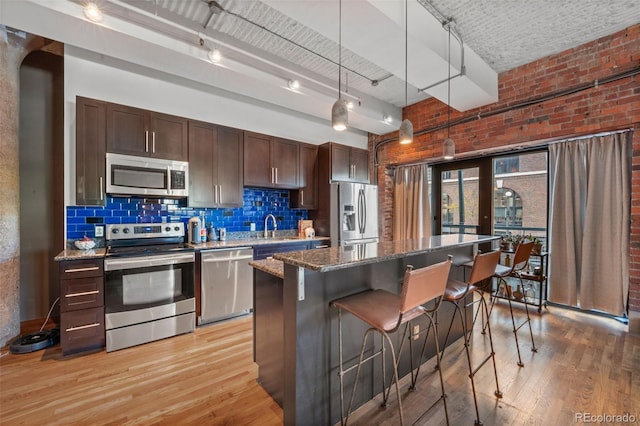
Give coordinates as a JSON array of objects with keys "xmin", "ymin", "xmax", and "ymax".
[{"xmin": 106, "ymin": 153, "xmax": 188, "ymax": 198}]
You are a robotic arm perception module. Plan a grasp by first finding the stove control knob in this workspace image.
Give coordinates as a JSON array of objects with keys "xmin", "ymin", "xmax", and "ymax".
[
  {"xmin": 174, "ymin": 226, "xmax": 180, "ymax": 232},
  {"xmin": 165, "ymin": 226, "xmax": 171, "ymax": 232},
  {"xmin": 123, "ymin": 228, "xmax": 130, "ymax": 234},
  {"xmin": 112, "ymin": 228, "xmax": 119, "ymax": 234}
]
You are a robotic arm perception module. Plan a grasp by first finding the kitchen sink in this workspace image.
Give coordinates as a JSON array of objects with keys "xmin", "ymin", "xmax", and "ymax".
[{"xmin": 257, "ymin": 236, "xmax": 301, "ymax": 241}]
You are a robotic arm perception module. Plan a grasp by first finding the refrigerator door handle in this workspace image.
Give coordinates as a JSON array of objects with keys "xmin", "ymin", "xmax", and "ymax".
[{"xmin": 358, "ymin": 188, "xmax": 366, "ymax": 234}]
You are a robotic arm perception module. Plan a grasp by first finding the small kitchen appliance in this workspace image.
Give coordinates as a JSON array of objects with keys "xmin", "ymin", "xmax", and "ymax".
[
  {"xmin": 188, "ymin": 216, "xmax": 202, "ymax": 244},
  {"xmin": 106, "ymin": 153, "xmax": 188, "ymax": 198}
]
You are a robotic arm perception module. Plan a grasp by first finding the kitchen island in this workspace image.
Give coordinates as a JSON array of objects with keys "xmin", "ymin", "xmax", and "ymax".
[{"xmin": 254, "ymin": 234, "xmax": 498, "ymax": 425}]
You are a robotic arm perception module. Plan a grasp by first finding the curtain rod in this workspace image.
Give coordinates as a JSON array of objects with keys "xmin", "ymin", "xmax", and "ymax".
[
  {"xmin": 548, "ymin": 128, "xmax": 634, "ymax": 145},
  {"xmin": 386, "ymin": 127, "xmax": 634, "ymax": 170}
]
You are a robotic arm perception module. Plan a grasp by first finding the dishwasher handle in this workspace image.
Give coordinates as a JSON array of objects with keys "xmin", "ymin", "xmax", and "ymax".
[
  {"xmin": 202, "ymin": 254, "xmax": 254, "ymax": 263},
  {"xmin": 201, "ymin": 248, "xmax": 253, "ymax": 263}
]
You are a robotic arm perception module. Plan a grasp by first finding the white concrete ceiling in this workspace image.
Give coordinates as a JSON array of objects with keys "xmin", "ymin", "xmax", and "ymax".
[{"xmin": 2, "ymin": 0, "xmax": 638, "ymax": 136}]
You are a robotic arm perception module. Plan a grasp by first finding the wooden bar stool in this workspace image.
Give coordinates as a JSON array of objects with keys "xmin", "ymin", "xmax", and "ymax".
[
  {"xmin": 439, "ymin": 250, "xmax": 502, "ymax": 426},
  {"xmin": 330, "ymin": 257, "xmax": 452, "ymax": 426},
  {"xmin": 492, "ymin": 241, "xmax": 538, "ymax": 367}
]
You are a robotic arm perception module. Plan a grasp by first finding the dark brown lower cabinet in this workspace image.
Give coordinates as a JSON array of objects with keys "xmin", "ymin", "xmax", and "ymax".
[{"xmin": 59, "ymin": 258, "xmax": 105, "ymax": 356}]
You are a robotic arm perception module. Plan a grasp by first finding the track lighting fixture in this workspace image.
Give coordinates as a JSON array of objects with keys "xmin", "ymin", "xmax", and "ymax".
[
  {"xmin": 287, "ymin": 79, "xmax": 300, "ymax": 90},
  {"xmin": 84, "ymin": 2, "xmax": 103, "ymax": 22},
  {"xmin": 208, "ymin": 48, "xmax": 222, "ymax": 64}
]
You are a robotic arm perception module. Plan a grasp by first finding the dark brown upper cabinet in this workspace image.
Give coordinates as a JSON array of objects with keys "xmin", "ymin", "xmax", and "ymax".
[
  {"xmin": 76, "ymin": 96, "xmax": 106, "ymax": 206},
  {"xmin": 291, "ymin": 143, "xmax": 318, "ymax": 209},
  {"xmin": 320, "ymin": 142, "xmax": 370, "ymax": 183},
  {"xmin": 188, "ymin": 120, "xmax": 243, "ymax": 208},
  {"xmin": 106, "ymin": 103, "xmax": 188, "ymax": 161},
  {"xmin": 244, "ymin": 132, "xmax": 299, "ymax": 189}
]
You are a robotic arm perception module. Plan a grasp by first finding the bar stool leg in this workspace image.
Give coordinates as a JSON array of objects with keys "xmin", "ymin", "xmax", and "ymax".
[
  {"xmin": 450, "ymin": 295, "xmax": 502, "ymax": 426},
  {"xmin": 480, "ymin": 295, "xmax": 503, "ymax": 401},
  {"xmin": 504, "ymin": 275, "xmax": 538, "ymax": 367},
  {"xmin": 344, "ymin": 328, "xmax": 404, "ymax": 426},
  {"xmin": 415, "ymin": 313, "xmax": 450, "ymax": 425},
  {"xmin": 519, "ymin": 280, "xmax": 538, "ymax": 354}
]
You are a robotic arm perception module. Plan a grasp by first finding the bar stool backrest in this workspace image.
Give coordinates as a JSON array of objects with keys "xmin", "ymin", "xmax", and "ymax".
[
  {"xmin": 468, "ymin": 250, "xmax": 501, "ymax": 286},
  {"xmin": 399, "ymin": 258, "xmax": 452, "ymax": 314},
  {"xmin": 512, "ymin": 241, "xmax": 534, "ymax": 272}
]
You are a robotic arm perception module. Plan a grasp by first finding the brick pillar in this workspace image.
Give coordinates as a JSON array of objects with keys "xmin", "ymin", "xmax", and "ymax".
[{"xmin": 0, "ymin": 28, "xmax": 46, "ymax": 346}]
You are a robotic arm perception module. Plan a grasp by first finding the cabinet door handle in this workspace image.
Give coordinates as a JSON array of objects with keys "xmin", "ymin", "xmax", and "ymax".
[
  {"xmin": 271, "ymin": 167, "xmax": 274, "ymax": 184},
  {"xmin": 65, "ymin": 290, "xmax": 100, "ymax": 298},
  {"xmin": 99, "ymin": 177, "xmax": 104, "ymax": 201},
  {"xmin": 64, "ymin": 266, "xmax": 100, "ymax": 273},
  {"xmin": 301, "ymin": 189, "xmax": 304, "ymax": 206},
  {"xmin": 145, "ymin": 131, "xmax": 149, "ymax": 152},
  {"xmin": 219, "ymin": 185, "xmax": 222, "ymax": 203},
  {"xmin": 66, "ymin": 323, "xmax": 100, "ymax": 332},
  {"xmin": 275, "ymin": 168, "xmax": 278, "ymax": 184},
  {"xmin": 152, "ymin": 131, "xmax": 156, "ymax": 153},
  {"xmin": 315, "ymin": 244, "xmax": 329, "ymax": 249}
]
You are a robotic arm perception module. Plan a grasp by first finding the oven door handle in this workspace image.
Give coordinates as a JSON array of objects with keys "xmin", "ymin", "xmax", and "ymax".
[{"xmin": 104, "ymin": 253, "xmax": 194, "ymax": 271}]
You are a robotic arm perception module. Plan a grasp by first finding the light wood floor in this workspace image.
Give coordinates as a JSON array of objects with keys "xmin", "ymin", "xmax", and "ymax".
[{"xmin": 1, "ymin": 303, "xmax": 638, "ymax": 425}]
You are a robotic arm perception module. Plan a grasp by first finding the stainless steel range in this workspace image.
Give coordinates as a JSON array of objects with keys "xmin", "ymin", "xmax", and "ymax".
[{"xmin": 104, "ymin": 222, "xmax": 195, "ymax": 352}]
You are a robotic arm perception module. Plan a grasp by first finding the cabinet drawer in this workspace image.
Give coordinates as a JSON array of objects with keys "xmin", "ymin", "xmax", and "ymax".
[
  {"xmin": 59, "ymin": 259, "xmax": 103, "ymax": 279},
  {"xmin": 60, "ymin": 276, "xmax": 104, "ymax": 312},
  {"xmin": 61, "ymin": 307, "xmax": 105, "ymax": 355}
]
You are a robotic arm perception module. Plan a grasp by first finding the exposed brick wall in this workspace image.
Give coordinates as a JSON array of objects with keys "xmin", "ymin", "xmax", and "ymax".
[{"xmin": 370, "ymin": 24, "xmax": 640, "ymax": 311}]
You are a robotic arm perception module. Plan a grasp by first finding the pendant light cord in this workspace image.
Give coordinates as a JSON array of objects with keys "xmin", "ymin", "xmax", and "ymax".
[
  {"xmin": 447, "ymin": 22, "xmax": 451, "ymax": 138},
  {"xmin": 338, "ymin": 0, "xmax": 342, "ymax": 99},
  {"xmin": 404, "ymin": 0, "xmax": 408, "ymax": 108}
]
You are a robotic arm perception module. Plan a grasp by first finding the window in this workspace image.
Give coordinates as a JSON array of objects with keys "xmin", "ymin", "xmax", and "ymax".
[
  {"xmin": 493, "ymin": 151, "xmax": 547, "ymax": 244},
  {"xmin": 494, "ymin": 187, "xmax": 523, "ymax": 228},
  {"xmin": 495, "ymin": 156, "xmax": 520, "ymax": 174}
]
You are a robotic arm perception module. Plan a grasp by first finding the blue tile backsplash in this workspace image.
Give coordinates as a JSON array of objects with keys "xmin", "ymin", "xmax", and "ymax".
[{"xmin": 66, "ymin": 187, "xmax": 307, "ymax": 240}]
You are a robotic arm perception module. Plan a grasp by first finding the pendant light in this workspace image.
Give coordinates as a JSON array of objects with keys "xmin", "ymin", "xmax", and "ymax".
[
  {"xmin": 443, "ymin": 21, "xmax": 455, "ymax": 159},
  {"xmin": 331, "ymin": 0, "xmax": 348, "ymax": 131},
  {"xmin": 398, "ymin": 0, "xmax": 413, "ymax": 145}
]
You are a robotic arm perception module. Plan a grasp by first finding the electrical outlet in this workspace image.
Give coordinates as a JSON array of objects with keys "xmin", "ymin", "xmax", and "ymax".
[
  {"xmin": 95, "ymin": 225, "xmax": 104, "ymax": 237},
  {"xmin": 413, "ymin": 324, "xmax": 420, "ymax": 340}
]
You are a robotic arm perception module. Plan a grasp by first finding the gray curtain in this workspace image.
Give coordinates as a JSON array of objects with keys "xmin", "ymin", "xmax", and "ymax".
[
  {"xmin": 393, "ymin": 164, "xmax": 431, "ymax": 240},
  {"xmin": 548, "ymin": 131, "xmax": 631, "ymax": 316}
]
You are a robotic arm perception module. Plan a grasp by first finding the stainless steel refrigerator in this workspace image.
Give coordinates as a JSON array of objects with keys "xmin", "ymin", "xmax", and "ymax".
[{"xmin": 329, "ymin": 182, "xmax": 379, "ymax": 246}]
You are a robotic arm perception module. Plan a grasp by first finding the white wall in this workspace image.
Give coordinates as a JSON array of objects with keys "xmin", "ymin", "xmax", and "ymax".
[{"xmin": 64, "ymin": 46, "xmax": 368, "ymax": 206}]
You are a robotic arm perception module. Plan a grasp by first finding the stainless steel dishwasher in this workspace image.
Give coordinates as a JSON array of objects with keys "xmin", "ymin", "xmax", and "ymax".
[{"xmin": 199, "ymin": 247, "xmax": 254, "ymax": 325}]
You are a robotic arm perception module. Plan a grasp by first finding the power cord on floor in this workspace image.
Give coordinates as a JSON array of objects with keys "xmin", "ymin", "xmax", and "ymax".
[{"xmin": 40, "ymin": 297, "xmax": 60, "ymax": 331}]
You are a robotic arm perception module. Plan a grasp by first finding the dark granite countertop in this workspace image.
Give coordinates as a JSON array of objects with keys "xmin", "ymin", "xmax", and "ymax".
[
  {"xmin": 192, "ymin": 236, "xmax": 329, "ymax": 251},
  {"xmin": 54, "ymin": 248, "xmax": 107, "ymax": 261},
  {"xmin": 249, "ymin": 258, "xmax": 284, "ymax": 279},
  {"xmin": 273, "ymin": 234, "xmax": 500, "ymax": 272},
  {"xmin": 54, "ymin": 236, "xmax": 329, "ymax": 261}
]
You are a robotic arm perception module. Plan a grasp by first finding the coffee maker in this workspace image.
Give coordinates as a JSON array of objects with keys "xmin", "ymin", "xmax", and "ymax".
[{"xmin": 187, "ymin": 216, "xmax": 202, "ymax": 244}]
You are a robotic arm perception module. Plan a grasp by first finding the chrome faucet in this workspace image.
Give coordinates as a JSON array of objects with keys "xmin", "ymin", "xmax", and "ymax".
[{"xmin": 264, "ymin": 214, "xmax": 277, "ymax": 238}]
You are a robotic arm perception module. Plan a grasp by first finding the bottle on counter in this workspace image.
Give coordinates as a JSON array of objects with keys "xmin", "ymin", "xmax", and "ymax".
[
  {"xmin": 504, "ymin": 254, "xmax": 511, "ymax": 267},
  {"xmin": 200, "ymin": 215, "xmax": 207, "ymax": 243}
]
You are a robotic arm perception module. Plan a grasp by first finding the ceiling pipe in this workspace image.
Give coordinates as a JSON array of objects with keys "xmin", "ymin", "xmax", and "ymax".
[
  {"xmin": 418, "ymin": 18, "xmax": 465, "ymax": 92},
  {"xmin": 205, "ymin": 2, "xmax": 392, "ymax": 86},
  {"xmin": 373, "ymin": 65, "xmax": 640, "ymax": 181}
]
